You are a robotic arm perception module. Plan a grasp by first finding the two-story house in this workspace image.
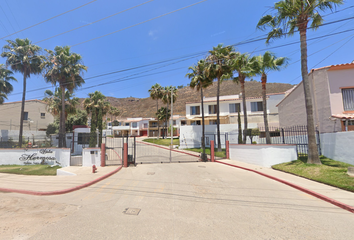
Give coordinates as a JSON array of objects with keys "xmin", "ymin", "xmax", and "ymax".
[
  {"xmin": 113, "ymin": 118, "xmax": 152, "ymax": 136},
  {"xmin": 185, "ymin": 93, "xmax": 286, "ymax": 129},
  {"xmin": 0, "ymin": 100, "xmax": 54, "ymax": 131},
  {"xmin": 277, "ymin": 62, "xmax": 354, "ymax": 133}
]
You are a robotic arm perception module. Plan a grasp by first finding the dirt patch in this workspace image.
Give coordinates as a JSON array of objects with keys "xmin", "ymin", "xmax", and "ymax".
[{"xmin": 0, "ymin": 194, "xmax": 78, "ymax": 240}]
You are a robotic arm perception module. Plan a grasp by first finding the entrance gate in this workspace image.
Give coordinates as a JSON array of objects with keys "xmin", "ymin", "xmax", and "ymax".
[
  {"xmin": 105, "ymin": 136, "xmax": 201, "ymax": 165},
  {"xmin": 104, "ymin": 136, "xmax": 124, "ymax": 166},
  {"xmin": 135, "ymin": 138, "xmax": 200, "ymax": 164}
]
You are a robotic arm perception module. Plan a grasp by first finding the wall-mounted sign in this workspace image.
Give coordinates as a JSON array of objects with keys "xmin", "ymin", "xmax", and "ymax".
[{"xmin": 19, "ymin": 148, "xmax": 57, "ymax": 165}]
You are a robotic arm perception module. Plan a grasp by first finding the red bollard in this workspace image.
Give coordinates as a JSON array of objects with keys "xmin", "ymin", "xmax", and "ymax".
[
  {"xmin": 210, "ymin": 140, "xmax": 215, "ymax": 162},
  {"xmin": 226, "ymin": 140, "xmax": 230, "ymax": 159},
  {"xmin": 101, "ymin": 143, "xmax": 106, "ymax": 167},
  {"xmin": 92, "ymin": 165, "xmax": 97, "ymax": 173},
  {"xmin": 124, "ymin": 143, "xmax": 128, "ymax": 168}
]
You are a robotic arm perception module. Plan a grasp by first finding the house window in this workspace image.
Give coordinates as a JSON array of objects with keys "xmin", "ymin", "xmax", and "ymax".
[
  {"xmin": 23, "ymin": 112, "xmax": 28, "ymax": 120},
  {"xmin": 191, "ymin": 120, "xmax": 201, "ymax": 125},
  {"xmin": 125, "ymin": 122, "xmax": 129, "ymax": 126},
  {"xmin": 150, "ymin": 122, "xmax": 158, "ymax": 128},
  {"xmin": 342, "ymin": 88, "xmax": 354, "ymax": 111},
  {"xmin": 190, "ymin": 106, "xmax": 200, "ymax": 115},
  {"xmin": 143, "ymin": 123, "xmax": 148, "ymax": 128},
  {"xmin": 208, "ymin": 105, "xmax": 218, "ymax": 114},
  {"xmin": 181, "ymin": 121, "xmax": 186, "ymax": 126},
  {"xmin": 209, "ymin": 120, "xmax": 217, "ymax": 125},
  {"xmin": 132, "ymin": 122, "xmax": 137, "ymax": 128},
  {"xmin": 78, "ymin": 133, "xmax": 90, "ymax": 144},
  {"xmin": 173, "ymin": 120, "xmax": 176, "ymax": 125},
  {"xmin": 229, "ymin": 103, "xmax": 241, "ymax": 113},
  {"xmin": 41, "ymin": 113, "xmax": 45, "ymax": 119},
  {"xmin": 251, "ymin": 102, "xmax": 263, "ymax": 112}
]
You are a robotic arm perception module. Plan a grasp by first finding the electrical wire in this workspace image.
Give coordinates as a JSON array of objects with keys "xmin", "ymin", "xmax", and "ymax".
[
  {"xmin": 35, "ymin": 0, "xmax": 155, "ymax": 44},
  {"xmin": 0, "ymin": 0, "xmax": 98, "ymax": 39}
]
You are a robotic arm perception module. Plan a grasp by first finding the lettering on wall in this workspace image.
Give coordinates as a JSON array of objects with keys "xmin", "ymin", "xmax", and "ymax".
[{"xmin": 19, "ymin": 148, "xmax": 57, "ymax": 165}]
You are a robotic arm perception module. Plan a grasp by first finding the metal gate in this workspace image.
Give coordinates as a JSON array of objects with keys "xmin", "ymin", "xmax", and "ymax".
[
  {"xmin": 135, "ymin": 138, "xmax": 200, "ymax": 164},
  {"xmin": 104, "ymin": 136, "xmax": 124, "ymax": 166}
]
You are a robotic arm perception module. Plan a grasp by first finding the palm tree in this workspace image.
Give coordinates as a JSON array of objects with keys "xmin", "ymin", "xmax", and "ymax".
[
  {"xmin": 205, "ymin": 44, "xmax": 235, "ymax": 152},
  {"xmin": 42, "ymin": 46, "xmax": 87, "ymax": 148},
  {"xmin": 108, "ymin": 106, "xmax": 120, "ymax": 122},
  {"xmin": 254, "ymin": 51, "xmax": 288, "ymax": 144},
  {"xmin": 156, "ymin": 107, "xmax": 171, "ymax": 133},
  {"xmin": 148, "ymin": 83, "xmax": 163, "ymax": 138},
  {"xmin": 83, "ymin": 91, "xmax": 107, "ymax": 147},
  {"xmin": 0, "ymin": 64, "xmax": 16, "ymax": 104},
  {"xmin": 43, "ymin": 88, "xmax": 79, "ymax": 118},
  {"xmin": 231, "ymin": 52, "xmax": 257, "ymax": 143},
  {"xmin": 1, "ymin": 38, "xmax": 44, "ymax": 147},
  {"xmin": 256, "ymin": 0, "xmax": 343, "ymax": 164},
  {"xmin": 161, "ymin": 86, "xmax": 177, "ymax": 139},
  {"xmin": 186, "ymin": 59, "xmax": 212, "ymax": 161},
  {"xmin": 97, "ymin": 98, "xmax": 111, "ymax": 146}
]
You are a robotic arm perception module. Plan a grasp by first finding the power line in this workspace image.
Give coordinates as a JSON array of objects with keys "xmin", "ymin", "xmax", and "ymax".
[
  {"xmin": 0, "ymin": 0, "xmax": 98, "ymax": 39},
  {"xmin": 35, "ymin": 0, "xmax": 155, "ymax": 44},
  {"xmin": 71, "ymin": 0, "xmax": 208, "ymax": 47}
]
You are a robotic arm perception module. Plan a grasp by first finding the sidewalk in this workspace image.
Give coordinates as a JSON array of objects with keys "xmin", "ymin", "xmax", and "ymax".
[
  {"xmin": 217, "ymin": 159, "xmax": 354, "ymax": 210},
  {"xmin": 0, "ymin": 166, "xmax": 120, "ymax": 194}
]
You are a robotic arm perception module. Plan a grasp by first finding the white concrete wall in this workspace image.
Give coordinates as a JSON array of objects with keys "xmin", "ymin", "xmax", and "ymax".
[
  {"xmin": 0, "ymin": 148, "xmax": 71, "ymax": 167},
  {"xmin": 229, "ymin": 144, "xmax": 297, "ymax": 167},
  {"xmin": 179, "ymin": 124, "xmax": 258, "ymax": 149},
  {"xmin": 82, "ymin": 148, "xmax": 101, "ymax": 167},
  {"xmin": 320, "ymin": 131, "xmax": 354, "ymax": 165}
]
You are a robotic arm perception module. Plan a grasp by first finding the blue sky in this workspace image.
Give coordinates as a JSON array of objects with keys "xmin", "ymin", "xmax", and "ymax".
[{"xmin": 1, "ymin": 0, "xmax": 354, "ymax": 103}]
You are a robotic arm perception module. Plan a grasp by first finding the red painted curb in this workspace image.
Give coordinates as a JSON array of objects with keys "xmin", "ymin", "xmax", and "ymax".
[
  {"xmin": 215, "ymin": 160, "xmax": 354, "ymax": 214},
  {"xmin": 0, "ymin": 166, "xmax": 123, "ymax": 196}
]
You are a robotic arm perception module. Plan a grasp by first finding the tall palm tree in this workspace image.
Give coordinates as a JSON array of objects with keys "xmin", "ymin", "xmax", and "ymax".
[
  {"xmin": 186, "ymin": 59, "xmax": 213, "ymax": 161},
  {"xmin": 231, "ymin": 52, "xmax": 257, "ymax": 143},
  {"xmin": 83, "ymin": 91, "xmax": 107, "ymax": 147},
  {"xmin": 256, "ymin": 0, "xmax": 343, "ymax": 164},
  {"xmin": 97, "ymin": 98, "xmax": 111, "ymax": 146},
  {"xmin": 148, "ymin": 83, "xmax": 163, "ymax": 138},
  {"xmin": 1, "ymin": 38, "xmax": 44, "ymax": 147},
  {"xmin": 156, "ymin": 107, "xmax": 171, "ymax": 133},
  {"xmin": 205, "ymin": 44, "xmax": 235, "ymax": 152},
  {"xmin": 43, "ymin": 88, "xmax": 79, "ymax": 120},
  {"xmin": 254, "ymin": 51, "xmax": 288, "ymax": 144},
  {"xmin": 0, "ymin": 64, "xmax": 16, "ymax": 104},
  {"xmin": 161, "ymin": 86, "xmax": 177, "ymax": 138},
  {"xmin": 108, "ymin": 106, "xmax": 120, "ymax": 122},
  {"xmin": 42, "ymin": 46, "xmax": 87, "ymax": 148}
]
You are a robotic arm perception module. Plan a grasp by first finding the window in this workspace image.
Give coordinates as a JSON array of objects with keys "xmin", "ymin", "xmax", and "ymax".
[
  {"xmin": 229, "ymin": 103, "xmax": 241, "ymax": 113},
  {"xmin": 143, "ymin": 123, "xmax": 148, "ymax": 128},
  {"xmin": 347, "ymin": 120, "xmax": 354, "ymax": 126},
  {"xmin": 191, "ymin": 120, "xmax": 201, "ymax": 125},
  {"xmin": 173, "ymin": 120, "xmax": 176, "ymax": 125},
  {"xmin": 208, "ymin": 105, "xmax": 218, "ymax": 114},
  {"xmin": 125, "ymin": 122, "xmax": 129, "ymax": 126},
  {"xmin": 209, "ymin": 120, "xmax": 217, "ymax": 125},
  {"xmin": 342, "ymin": 88, "xmax": 354, "ymax": 111},
  {"xmin": 78, "ymin": 133, "xmax": 90, "ymax": 144},
  {"xmin": 181, "ymin": 121, "xmax": 186, "ymax": 126},
  {"xmin": 23, "ymin": 112, "xmax": 28, "ymax": 120},
  {"xmin": 251, "ymin": 102, "xmax": 263, "ymax": 112},
  {"xmin": 190, "ymin": 106, "xmax": 200, "ymax": 115},
  {"xmin": 132, "ymin": 122, "xmax": 137, "ymax": 128},
  {"xmin": 41, "ymin": 113, "xmax": 45, "ymax": 119},
  {"xmin": 151, "ymin": 122, "xmax": 158, "ymax": 128}
]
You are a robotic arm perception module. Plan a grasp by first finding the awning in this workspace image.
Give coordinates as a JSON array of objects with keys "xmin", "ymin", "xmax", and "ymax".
[{"xmin": 331, "ymin": 114, "xmax": 354, "ymax": 120}]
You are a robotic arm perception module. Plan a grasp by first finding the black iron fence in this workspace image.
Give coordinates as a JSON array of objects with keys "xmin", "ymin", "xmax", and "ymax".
[{"xmin": 0, "ymin": 136, "xmax": 52, "ymax": 148}]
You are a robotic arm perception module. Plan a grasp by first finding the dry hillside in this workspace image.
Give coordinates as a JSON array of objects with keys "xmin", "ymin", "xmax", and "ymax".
[{"xmin": 79, "ymin": 81, "xmax": 294, "ymax": 118}]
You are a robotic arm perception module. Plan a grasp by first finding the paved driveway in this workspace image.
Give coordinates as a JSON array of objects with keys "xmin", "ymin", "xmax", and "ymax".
[{"xmin": 2, "ymin": 162, "xmax": 353, "ymax": 240}]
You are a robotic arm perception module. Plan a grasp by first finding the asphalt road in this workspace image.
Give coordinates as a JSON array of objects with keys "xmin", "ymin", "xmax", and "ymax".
[{"xmin": 3, "ymin": 162, "xmax": 354, "ymax": 240}]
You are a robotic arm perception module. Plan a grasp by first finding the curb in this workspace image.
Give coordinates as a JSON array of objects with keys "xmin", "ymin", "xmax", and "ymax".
[
  {"xmin": 215, "ymin": 160, "xmax": 354, "ymax": 214},
  {"xmin": 0, "ymin": 166, "xmax": 122, "ymax": 196}
]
